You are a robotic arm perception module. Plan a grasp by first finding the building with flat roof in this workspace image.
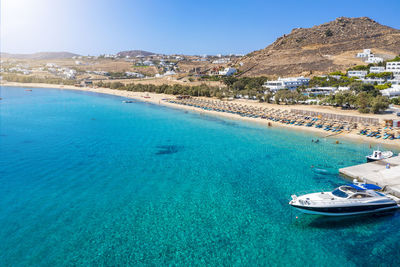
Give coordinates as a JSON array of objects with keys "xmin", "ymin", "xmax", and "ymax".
[
  {"xmin": 263, "ymin": 76, "xmax": 310, "ymax": 91},
  {"xmin": 356, "ymin": 49, "xmax": 371, "ymax": 58},
  {"xmin": 305, "ymin": 87, "xmax": 336, "ymax": 96},
  {"xmin": 347, "ymin": 70, "xmax": 368, "ymax": 78},
  {"xmin": 381, "ymin": 85, "xmax": 400, "ymax": 98},
  {"xmin": 359, "ymin": 78, "xmax": 386, "ymax": 85},
  {"xmin": 369, "ymin": 66, "xmax": 385, "ymax": 73},
  {"xmin": 386, "ymin": 62, "xmax": 400, "ymax": 78},
  {"xmin": 218, "ymin": 67, "xmax": 236, "ymax": 76}
]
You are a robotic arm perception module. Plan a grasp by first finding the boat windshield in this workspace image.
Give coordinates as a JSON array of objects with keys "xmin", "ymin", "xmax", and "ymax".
[{"xmin": 332, "ymin": 188, "xmax": 348, "ymax": 198}]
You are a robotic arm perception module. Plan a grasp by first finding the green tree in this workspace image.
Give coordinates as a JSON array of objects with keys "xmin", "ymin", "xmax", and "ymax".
[
  {"xmin": 356, "ymin": 92, "xmax": 370, "ymax": 113},
  {"xmin": 350, "ymin": 83, "xmax": 380, "ymax": 97},
  {"xmin": 222, "ymin": 76, "xmax": 238, "ymax": 87},
  {"xmin": 264, "ymin": 92, "xmax": 273, "ymax": 103},
  {"xmin": 371, "ymin": 96, "xmax": 389, "ymax": 114},
  {"xmin": 387, "ymin": 55, "xmax": 400, "ymax": 62},
  {"xmin": 391, "ymin": 97, "xmax": 400, "ymax": 105},
  {"xmin": 347, "ymin": 65, "xmax": 369, "ymax": 71}
]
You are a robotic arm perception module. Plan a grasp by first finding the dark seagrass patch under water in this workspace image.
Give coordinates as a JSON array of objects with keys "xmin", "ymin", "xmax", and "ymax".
[{"xmin": 155, "ymin": 145, "xmax": 183, "ymax": 155}]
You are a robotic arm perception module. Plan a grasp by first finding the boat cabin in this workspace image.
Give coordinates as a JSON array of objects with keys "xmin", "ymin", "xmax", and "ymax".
[{"xmin": 331, "ymin": 184, "xmax": 382, "ymax": 199}]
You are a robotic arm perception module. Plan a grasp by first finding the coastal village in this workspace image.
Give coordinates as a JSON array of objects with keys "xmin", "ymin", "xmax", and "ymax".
[
  {"xmin": 2, "ymin": 47, "xmax": 400, "ymax": 126},
  {"xmin": 1, "ymin": 48, "xmax": 400, "ymax": 96},
  {"xmin": 0, "ymin": 52, "xmax": 243, "ymax": 82}
]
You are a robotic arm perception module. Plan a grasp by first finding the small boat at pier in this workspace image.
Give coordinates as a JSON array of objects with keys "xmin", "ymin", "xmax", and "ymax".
[
  {"xmin": 289, "ymin": 183, "xmax": 398, "ymax": 216},
  {"xmin": 122, "ymin": 100, "xmax": 135, "ymax": 103},
  {"xmin": 366, "ymin": 150, "xmax": 393, "ymax": 162}
]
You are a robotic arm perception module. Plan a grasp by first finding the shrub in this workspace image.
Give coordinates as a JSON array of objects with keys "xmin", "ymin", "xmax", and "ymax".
[{"xmin": 325, "ymin": 29, "xmax": 333, "ymax": 37}]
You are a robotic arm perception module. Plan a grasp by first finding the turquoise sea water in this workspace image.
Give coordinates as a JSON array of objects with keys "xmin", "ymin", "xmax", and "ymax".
[{"xmin": 1, "ymin": 86, "xmax": 399, "ymax": 266}]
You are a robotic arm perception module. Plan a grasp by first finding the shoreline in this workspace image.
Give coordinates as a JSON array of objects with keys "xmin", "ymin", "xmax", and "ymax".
[{"xmin": 2, "ymin": 81, "xmax": 400, "ymax": 149}]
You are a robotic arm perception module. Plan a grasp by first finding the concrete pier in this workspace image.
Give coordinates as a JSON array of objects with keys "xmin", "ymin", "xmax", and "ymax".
[{"xmin": 339, "ymin": 156, "xmax": 400, "ymax": 198}]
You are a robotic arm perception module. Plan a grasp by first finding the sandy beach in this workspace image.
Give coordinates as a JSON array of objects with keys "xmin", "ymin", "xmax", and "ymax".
[{"xmin": 2, "ymin": 81, "xmax": 400, "ymax": 149}]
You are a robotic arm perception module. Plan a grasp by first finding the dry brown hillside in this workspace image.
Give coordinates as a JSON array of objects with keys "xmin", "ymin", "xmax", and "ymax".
[{"xmin": 238, "ymin": 17, "xmax": 400, "ymax": 77}]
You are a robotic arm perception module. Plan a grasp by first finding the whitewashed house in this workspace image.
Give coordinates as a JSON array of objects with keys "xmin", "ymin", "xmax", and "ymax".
[
  {"xmin": 46, "ymin": 63, "xmax": 58, "ymax": 68},
  {"xmin": 219, "ymin": 67, "xmax": 236, "ymax": 76},
  {"xmin": 360, "ymin": 78, "xmax": 386, "ymax": 85},
  {"xmin": 212, "ymin": 58, "xmax": 230, "ymax": 64},
  {"xmin": 62, "ymin": 69, "xmax": 76, "ymax": 79},
  {"xmin": 164, "ymin": 70, "xmax": 176, "ymax": 76},
  {"xmin": 347, "ymin": 70, "xmax": 368, "ymax": 78},
  {"xmin": 305, "ymin": 87, "xmax": 336, "ymax": 96},
  {"xmin": 356, "ymin": 49, "xmax": 383, "ymax": 63},
  {"xmin": 369, "ymin": 66, "xmax": 385, "ymax": 73},
  {"xmin": 386, "ymin": 62, "xmax": 400, "ymax": 71},
  {"xmin": 366, "ymin": 54, "xmax": 383, "ymax": 64},
  {"xmin": 263, "ymin": 76, "xmax": 310, "ymax": 91},
  {"xmin": 356, "ymin": 49, "xmax": 371, "ymax": 58},
  {"xmin": 381, "ymin": 85, "xmax": 400, "ymax": 98},
  {"xmin": 263, "ymin": 80, "xmax": 285, "ymax": 91},
  {"xmin": 386, "ymin": 62, "xmax": 400, "ymax": 79},
  {"xmin": 125, "ymin": 72, "xmax": 145, "ymax": 78},
  {"xmin": 143, "ymin": 60, "xmax": 154, "ymax": 66},
  {"xmin": 388, "ymin": 78, "xmax": 400, "ymax": 85}
]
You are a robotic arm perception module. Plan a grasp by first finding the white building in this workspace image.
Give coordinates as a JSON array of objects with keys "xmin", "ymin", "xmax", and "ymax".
[
  {"xmin": 386, "ymin": 62, "xmax": 400, "ymax": 71},
  {"xmin": 219, "ymin": 67, "xmax": 236, "ymax": 76},
  {"xmin": 93, "ymin": 70, "xmax": 109, "ymax": 76},
  {"xmin": 330, "ymin": 75, "xmax": 343, "ymax": 80},
  {"xmin": 143, "ymin": 60, "xmax": 154, "ymax": 66},
  {"xmin": 305, "ymin": 87, "xmax": 336, "ymax": 96},
  {"xmin": 46, "ymin": 63, "xmax": 58, "ymax": 68},
  {"xmin": 356, "ymin": 49, "xmax": 371, "ymax": 58},
  {"xmin": 388, "ymin": 78, "xmax": 400, "ymax": 85},
  {"xmin": 369, "ymin": 66, "xmax": 385, "ymax": 73},
  {"xmin": 359, "ymin": 78, "xmax": 386, "ymax": 85},
  {"xmin": 212, "ymin": 58, "xmax": 230, "ymax": 64},
  {"xmin": 263, "ymin": 76, "xmax": 310, "ymax": 91},
  {"xmin": 347, "ymin": 70, "xmax": 368, "ymax": 78},
  {"xmin": 381, "ymin": 85, "xmax": 400, "ymax": 98},
  {"xmin": 392, "ymin": 71, "xmax": 400, "ymax": 78},
  {"xmin": 356, "ymin": 49, "xmax": 383, "ymax": 63},
  {"xmin": 9, "ymin": 67, "xmax": 32, "ymax": 75},
  {"xmin": 125, "ymin": 72, "xmax": 145, "ymax": 78},
  {"xmin": 164, "ymin": 70, "xmax": 176, "ymax": 76},
  {"xmin": 366, "ymin": 54, "xmax": 383, "ymax": 64},
  {"xmin": 62, "ymin": 68, "xmax": 76, "ymax": 79},
  {"xmin": 386, "ymin": 62, "xmax": 400, "ymax": 78}
]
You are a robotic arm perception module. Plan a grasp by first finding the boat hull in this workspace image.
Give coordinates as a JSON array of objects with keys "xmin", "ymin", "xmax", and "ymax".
[
  {"xmin": 291, "ymin": 203, "xmax": 398, "ymax": 216},
  {"xmin": 366, "ymin": 157, "xmax": 379, "ymax": 162}
]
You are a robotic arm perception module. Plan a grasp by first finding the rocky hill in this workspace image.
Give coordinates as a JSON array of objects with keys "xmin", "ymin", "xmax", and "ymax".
[
  {"xmin": 238, "ymin": 17, "xmax": 400, "ymax": 77},
  {"xmin": 1, "ymin": 51, "xmax": 80, "ymax": 60},
  {"xmin": 116, "ymin": 50, "xmax": 155, "ymax": 58}
]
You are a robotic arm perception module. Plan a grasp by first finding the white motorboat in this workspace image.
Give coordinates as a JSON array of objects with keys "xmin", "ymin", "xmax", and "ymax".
[
  {"xmin": 366, "ymin": 150, "xmax": 393, "ymax": 162},
  {"xmin": 289, "ymin": 183, "xmax": 398, "ymax": 216}
]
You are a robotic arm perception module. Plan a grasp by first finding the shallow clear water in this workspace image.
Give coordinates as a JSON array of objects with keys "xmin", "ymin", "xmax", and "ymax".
[{"xmin": 1, "ymin": 86, "xmax": 399, "ymax": 266}]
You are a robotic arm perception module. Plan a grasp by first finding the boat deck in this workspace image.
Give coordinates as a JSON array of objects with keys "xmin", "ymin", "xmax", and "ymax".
[{"xmin": 339, "ymin": 156, "xmax": 400, "ymax": 199}]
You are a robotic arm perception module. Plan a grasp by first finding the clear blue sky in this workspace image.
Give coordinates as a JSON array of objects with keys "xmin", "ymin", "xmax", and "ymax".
[{"xmin": 1, "ymin": 0, "xmax": 400, "ymax": 55}]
